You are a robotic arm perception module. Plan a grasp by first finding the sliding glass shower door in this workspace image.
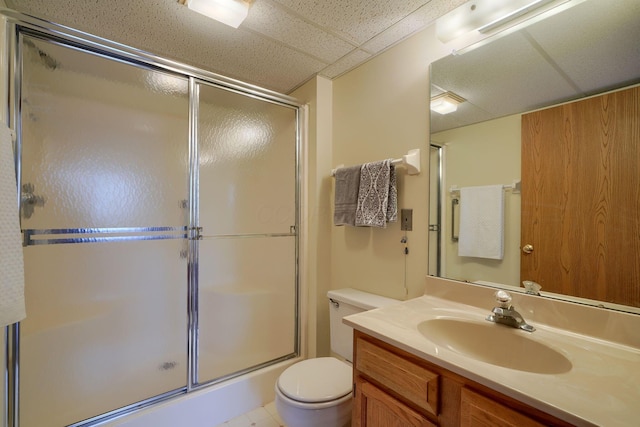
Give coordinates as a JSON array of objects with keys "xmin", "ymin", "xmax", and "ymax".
[
  {"xmin": 18, "ymin": 35, "xmax": 190, "ymax": 426},
  {"xmin": 195, "ymin": 82, "xmax": 298, "ymax": 384}
]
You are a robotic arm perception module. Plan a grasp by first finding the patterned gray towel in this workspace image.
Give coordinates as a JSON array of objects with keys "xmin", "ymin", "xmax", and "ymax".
[
  {"xmin": 355, "ymin": 160, "xmax": 397, "ymax": 227},
  {"xmin": 387, "ymin": 164, "xmax": 397, "ymax": 223}
]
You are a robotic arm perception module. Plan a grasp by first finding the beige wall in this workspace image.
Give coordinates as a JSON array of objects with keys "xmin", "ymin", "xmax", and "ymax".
[
  {"xmin": 294, "ymin": 30, "xmax": 442, "ymax": 355},
  {"xmin": 328, "ymin": 25, "xmax": 459, "ymax": 302},
  {"xmin": 291, "ymin": 76, "xmax": 333, "ymax": 357},
  {"xmin": 433, "ymin": 114, "xmax": 522, "ymax": 287},
  {"xmin": 319, "ymin": 22, "xmax": 494, "ymax": 355},
  {"xmin": 329, "ymin": 29, "xmax": 432, "ymax": 308}
]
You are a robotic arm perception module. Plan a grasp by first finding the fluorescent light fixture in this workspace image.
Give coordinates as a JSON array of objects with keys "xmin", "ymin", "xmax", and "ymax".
[
  {"xmin": 436, "ymin": 0, "xmax": 557, "ymax": 42},
  {"xmin": 431, "ymin": 92, "xmax": 465, "ymax": 115},
  {"xmin": 451, "ymin": 0, "xmax": 584, "ymax": 56},
  {"xmin": 478, "ymin": 0, "xmax": 560, "ymax": 33},
  {"xmin": 180, "ymin": 0, "xmax": 251, "ymax": 28}
]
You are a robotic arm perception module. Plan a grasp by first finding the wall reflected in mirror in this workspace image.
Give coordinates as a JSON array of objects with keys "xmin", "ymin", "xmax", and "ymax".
[{"xmin": 428, "ymin": 0, "xmax": 640, "ymax": 312}]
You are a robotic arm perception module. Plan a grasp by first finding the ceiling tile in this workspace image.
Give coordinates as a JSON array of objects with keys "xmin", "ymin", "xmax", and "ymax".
[
  {"xmin": 361, "ymin": 0, "xmax": 467, "ymax": 54},
  {"xmin": 167, "ymin": 28, "xmax": 328, "ymax": 93},
  {"xmin": 271, "ymin": 0, "xmax": 431, "ymax": 45},
  {"xmin": 362, "ymin": 0, "xmax": 468, "ymax": 53},
  {"xmin": 526, "ymin": 0, "xmax": 640, "ymax": 94},
  {"xmin": 360, "ymin": 16, "xmax": 428, "ymax": 54},
  {"xmin": 243, "ymin": 0, "xmax": 355, "ymax": 63},
  {"xmin": 319, "ymin": 49, "xmax": 372, "ymax": 79}
]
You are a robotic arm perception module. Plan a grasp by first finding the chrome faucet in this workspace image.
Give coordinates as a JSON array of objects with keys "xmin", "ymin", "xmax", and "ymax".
[{"xmin": 486, "ymin": 290, "xmax": 535, "ymax": 332}]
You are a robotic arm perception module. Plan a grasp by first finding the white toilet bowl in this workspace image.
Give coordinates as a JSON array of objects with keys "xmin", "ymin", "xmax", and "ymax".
[
  {"xmin": 275, "ymin": 357, "xmax": 352, "ymax": 427},
  {"xmin": 275, "ymin": 289, "xmax": 399, "ymax": 427}
]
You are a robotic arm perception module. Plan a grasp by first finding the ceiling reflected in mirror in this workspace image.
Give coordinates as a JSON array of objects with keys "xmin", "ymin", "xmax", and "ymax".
[{"xmin": 431, "ymin": 0, "xmax": 640, "ymax": 133}]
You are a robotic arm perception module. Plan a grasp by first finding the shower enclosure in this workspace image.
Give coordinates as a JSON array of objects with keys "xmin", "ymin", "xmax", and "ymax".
[{"xmin": 3, "ymin": 11, "xmax": 301, "ymax": 427}]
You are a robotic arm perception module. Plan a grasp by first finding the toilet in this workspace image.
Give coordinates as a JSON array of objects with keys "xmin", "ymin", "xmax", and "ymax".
[{"xmin": 275, "ymin": 288, "xmax": 399, "ymax": 427}]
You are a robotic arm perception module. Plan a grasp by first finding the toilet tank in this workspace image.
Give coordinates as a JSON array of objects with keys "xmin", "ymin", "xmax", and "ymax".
[{"xmin": 327, "ymin": 288, "xmax": 399, "ymax": 362}]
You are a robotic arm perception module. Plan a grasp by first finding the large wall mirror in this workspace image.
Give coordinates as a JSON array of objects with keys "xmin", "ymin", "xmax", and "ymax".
[{"xmin": 428, "ymin": 0, "xmax": 640, "ymax": 313}]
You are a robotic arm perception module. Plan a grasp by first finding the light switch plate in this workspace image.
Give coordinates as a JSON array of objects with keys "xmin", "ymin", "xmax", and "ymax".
[{"xmin": 401, "ymin": 208, "xmax": 413, "ymax": 231}]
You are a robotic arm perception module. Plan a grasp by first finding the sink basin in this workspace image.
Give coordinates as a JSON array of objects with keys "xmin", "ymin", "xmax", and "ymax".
[{"xmin": 417, "ymin": 318, "xmax": 572, "ymax": 374}]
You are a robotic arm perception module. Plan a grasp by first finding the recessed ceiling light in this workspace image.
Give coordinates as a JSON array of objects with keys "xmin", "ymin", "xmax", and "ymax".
[{"xmin": 431, "ymin": 92, "xmax": 466, "ymax": 115}]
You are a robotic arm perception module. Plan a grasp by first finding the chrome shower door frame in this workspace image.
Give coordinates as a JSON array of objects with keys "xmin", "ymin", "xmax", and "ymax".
[{"xmin": 2, "ymin": 9, "xmax": 303, "ymax": 427}]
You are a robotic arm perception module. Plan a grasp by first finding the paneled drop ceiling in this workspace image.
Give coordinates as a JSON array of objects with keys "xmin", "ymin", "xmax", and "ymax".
[{"xmin": 4, "ymin": 0, "xmax": 467, "ymax": 94}]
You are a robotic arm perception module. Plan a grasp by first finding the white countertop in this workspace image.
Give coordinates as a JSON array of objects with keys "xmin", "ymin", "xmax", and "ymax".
[{"xmin": 344, "ymin": 290, "xmax": 640, "ymax": 427}]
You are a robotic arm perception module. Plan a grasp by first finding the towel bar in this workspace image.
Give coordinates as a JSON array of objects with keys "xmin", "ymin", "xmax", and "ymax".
[
  {"xmin": 449, "ymin": 179, "xmax": 521, "ymax": 195},
  {"xmin": 451, "ymin": 198, "xmax": 459, "ymax": 242},
  {"xmin": 331, "ymin": 148, "xmax": 421, "ymax": 176}
]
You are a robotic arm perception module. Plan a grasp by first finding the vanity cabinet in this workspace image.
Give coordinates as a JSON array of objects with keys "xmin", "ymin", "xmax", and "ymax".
[{"xmin": 352, "ymin": 331, "xmax": 572, "ymax": 427}]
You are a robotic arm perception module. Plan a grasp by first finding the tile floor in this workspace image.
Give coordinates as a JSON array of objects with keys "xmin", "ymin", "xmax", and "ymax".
[{"xmin": 214, "ymin": 401, "xmax": 286, "ymax": 427}]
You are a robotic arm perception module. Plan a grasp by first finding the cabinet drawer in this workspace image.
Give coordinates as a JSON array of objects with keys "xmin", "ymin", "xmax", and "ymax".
[
  {"xmin": 355, "ymin": 337, "xmax": 440, "ymax": 416},
  {"xmin": 461, "ymin": 388, "xmax": 546, "ymax": 427}
]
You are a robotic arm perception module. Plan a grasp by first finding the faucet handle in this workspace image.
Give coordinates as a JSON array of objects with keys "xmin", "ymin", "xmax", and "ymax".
[{"xmin": 494, "ymin": 290, "xmax": 512, "ymax": 308}]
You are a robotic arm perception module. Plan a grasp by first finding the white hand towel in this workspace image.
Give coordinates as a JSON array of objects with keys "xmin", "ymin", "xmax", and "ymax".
[
  {"xmin": 458, "ymin": 185, "xmax": 504, "ymax": 260},
  {"xmin": 0, "ymin": 124, "xmax": 26, "ymax": 327}
]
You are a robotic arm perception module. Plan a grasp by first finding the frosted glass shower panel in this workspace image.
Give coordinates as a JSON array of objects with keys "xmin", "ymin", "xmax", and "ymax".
[
  {"xmin": 197, "ymin": 237, "xmax": 296, "ymax": 383},
  {"xmin": 19, "ymin": 240, "xmax": 188, "ymax": 427},
  {"xmin": 20, "ymin": 36, "xmax": 189, "ymax": 229},
  {"xmin": 197, "ymin": 83, "xmax": 297, "ymax": 235}
]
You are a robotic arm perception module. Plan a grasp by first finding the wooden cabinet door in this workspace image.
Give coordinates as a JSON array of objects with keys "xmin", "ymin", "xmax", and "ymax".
[
  {"xmin": 521, "ymin": 86, "xmax": 640, "ymax": 307},
  {"xmin": 353, "ymin": 377, "xmax": 436, "ymax": 427},
  {"xmin": 461, "ymin": 388, "xmax": 545, "ymax": 427}
]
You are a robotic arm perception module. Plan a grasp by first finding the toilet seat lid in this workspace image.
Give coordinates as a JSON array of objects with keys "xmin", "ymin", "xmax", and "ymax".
[{"xmin": 277, "ymin": 357, "xmax": 352, "ymax": 403}]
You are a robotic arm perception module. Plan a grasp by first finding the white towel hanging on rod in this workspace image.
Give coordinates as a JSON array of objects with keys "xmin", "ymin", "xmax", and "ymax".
[{"xmin": 331, "ymin": 148, "xmax": 421, "ymax": 176}]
